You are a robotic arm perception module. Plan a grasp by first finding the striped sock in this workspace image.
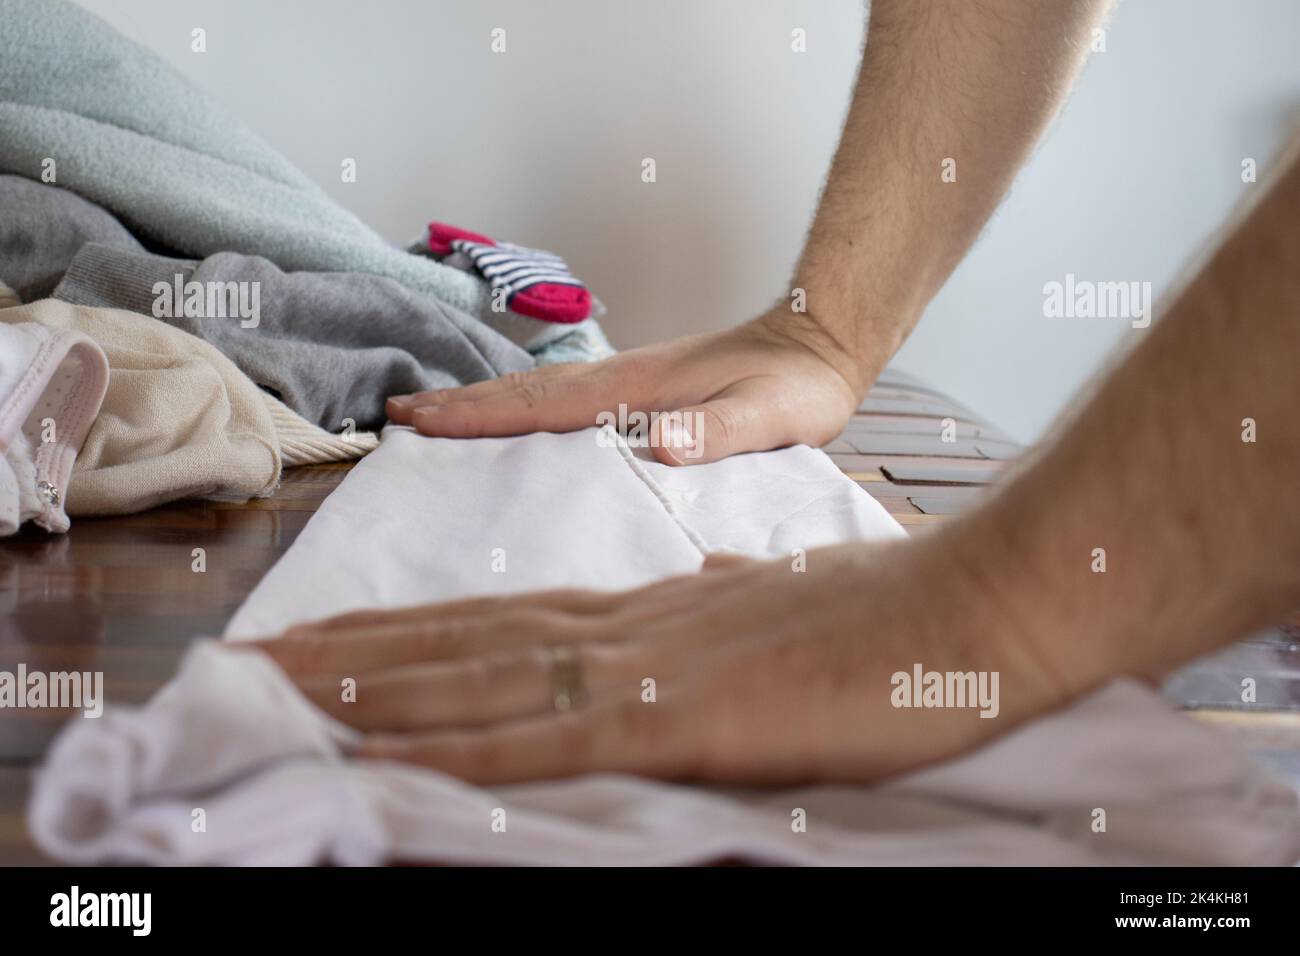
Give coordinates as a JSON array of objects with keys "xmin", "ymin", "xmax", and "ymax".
[{"xmin": 427, "ymin": 222, "xmax": 592, "ymax": 324}]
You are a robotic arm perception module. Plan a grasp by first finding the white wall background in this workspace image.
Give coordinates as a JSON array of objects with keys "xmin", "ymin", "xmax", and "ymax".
[{"xmin": 75, "ymin": 0, "xmax": 1300, "ymax": 442}]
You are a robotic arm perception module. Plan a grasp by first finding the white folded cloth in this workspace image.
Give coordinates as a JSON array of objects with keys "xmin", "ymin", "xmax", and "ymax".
[
  {"xmin": 28, "ymin": 428, "xmax": 1300, "ymax": 865},
  {"xmin": 223, "ymin": 427, "xmax": 906, "ymax": 638}
]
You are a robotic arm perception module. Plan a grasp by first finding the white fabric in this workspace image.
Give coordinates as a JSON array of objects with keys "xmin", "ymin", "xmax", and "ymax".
[
  {"xmin": 0, "ymin": 318, "xmax": 109, "ymax": 535},
  {"xmin": 224, "ymin": 427, "xmax": 906, "ymax": 638},
  {"xmin": 29, "ymin": 427, "xmax": 1300, "ymax": 865}
]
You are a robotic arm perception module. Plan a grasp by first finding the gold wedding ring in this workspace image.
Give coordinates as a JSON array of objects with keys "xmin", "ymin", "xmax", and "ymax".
[{"xmin": 548, "ymin": 644, "xmax": 589, "ymax": 714}]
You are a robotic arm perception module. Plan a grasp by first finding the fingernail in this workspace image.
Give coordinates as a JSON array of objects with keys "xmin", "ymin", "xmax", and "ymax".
[
  {"xmin": 388, "ymin": 394, "xmax": 412, "ymax": 406},
  {"xmin": 659, "ymin": 418, "xmax": 696, "ymax": 463},
  {"xmin": 665, "ymin": 419, "xmax": 695, "ymax": 449},
  {"xmin": 385, "ymin": 397, "xmax": 413, "ymax": 423}
]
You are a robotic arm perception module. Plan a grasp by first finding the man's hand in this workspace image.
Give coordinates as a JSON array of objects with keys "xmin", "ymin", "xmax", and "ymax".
[
  {"xmin": 387, "ymin": 311, "xmax": 863, "ymax": 466},
  {"xmin": 251, "ymin": 541, "xmax": 1065, "ymax": 785}
]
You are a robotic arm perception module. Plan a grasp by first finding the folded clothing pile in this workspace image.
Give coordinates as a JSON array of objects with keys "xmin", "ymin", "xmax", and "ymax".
[
  {"xmin": 0, "ymin": 0, "xmax": 614, "ymax": 534},
  {"xmin": 52, "ymin": 240, "xmax": 537, "ymax": 433},
  {"xmin": 0, "ymin": 297, "xmax": 379, "ymax": 519},
  {"xmin": 0, "ymin": 0, "xmax": 612, "ymax": 360}
]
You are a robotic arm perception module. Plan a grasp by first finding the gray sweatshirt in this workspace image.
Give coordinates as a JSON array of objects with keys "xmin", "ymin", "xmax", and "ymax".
[
  {"xmin": 53, "ymin": 243, "xmax": 534, "ymax": 431},
  {"xmin": 0, "ymin": 175, "xmax": 144, "ymax": 301}
]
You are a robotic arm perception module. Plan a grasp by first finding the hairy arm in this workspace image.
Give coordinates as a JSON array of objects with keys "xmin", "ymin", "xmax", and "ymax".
[
  {"xmin": 390, "ymin": 0, "xmax": 1113, "ymax": 464},
  {"xmin": 785, "ymin": 0, "xmax": 1112, "ymax": 388},
  {"xmin": 941, "ymin": 135, "xmax": 1300, "ymax": 702}
]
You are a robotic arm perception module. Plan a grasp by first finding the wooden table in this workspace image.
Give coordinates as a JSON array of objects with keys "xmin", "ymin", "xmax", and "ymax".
[{"xmin": 2, "ymin": 369, "xmax": 1297, "ymax": 864}]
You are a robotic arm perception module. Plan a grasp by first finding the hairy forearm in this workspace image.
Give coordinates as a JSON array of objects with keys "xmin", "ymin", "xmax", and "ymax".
[
  {"xmin": 942, "ymin": 138, "xmax": 1300, "ymax": 700},
  {"xmin": 785, "ymin": 0, "xmax": 1111, "ymax": 390}
]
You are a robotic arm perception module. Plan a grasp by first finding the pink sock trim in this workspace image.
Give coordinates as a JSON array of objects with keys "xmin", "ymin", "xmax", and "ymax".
[
  {"xmin": 427, "ymin": 222, "xmax": 593, "ymax": 324},
  {"xmin": 427, "ymin": 222, "xmax": 495, "ymax": 256}
]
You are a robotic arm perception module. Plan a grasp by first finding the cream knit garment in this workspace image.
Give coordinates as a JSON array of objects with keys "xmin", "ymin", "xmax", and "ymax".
[
  {"xmin": 0, "ymin": 298, "xmax": 376, "ymax": 516},
  {"xmin": 263, "ymin": 392, "xmax": 379, "ymax": 469}
]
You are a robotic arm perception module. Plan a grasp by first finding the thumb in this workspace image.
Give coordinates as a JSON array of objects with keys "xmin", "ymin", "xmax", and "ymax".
[{"xmin": 650, "ymin": 386, "xmax": 788, "ymax": 466}]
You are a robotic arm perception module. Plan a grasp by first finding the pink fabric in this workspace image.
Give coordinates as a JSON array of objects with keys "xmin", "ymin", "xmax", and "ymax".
[
  {"xmin": 426, "ymin": 221, "xmax": 593, "ymax": 324},
  {"xmin": 426, "ymin": 221, "xmax": 494, "ymax": 256},
  {"xmin": 0, "ymin": 321, "xmax": 110, "ymax": 534}
]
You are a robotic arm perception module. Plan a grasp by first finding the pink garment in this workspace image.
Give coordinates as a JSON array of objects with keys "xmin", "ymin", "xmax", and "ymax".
[{"xmin": 0, "ymin": 316, "xmax": 109, "ymax": 535}]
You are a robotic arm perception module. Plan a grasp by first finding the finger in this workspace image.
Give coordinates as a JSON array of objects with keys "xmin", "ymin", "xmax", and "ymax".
[
  {"xmin": 409, "ymin": 366, "xmax": 634, "ymax": 438},
  {"xmin": 355, "ymin": 693, "xmax": 705, "ymax": 783},
  {"xmin": 386, "ymin": 365, "xmax": 584, "ymax": 425},
  {"xmin": 252, "ymin": 559, "xmax": 771, "ymax": 678},
  {"xmin": 404, "ymin": 346, "xmax": 680, "ymax": 439},
  {"xmin": 300, "ymin": 643, "xmax": 644, "ymax": 732},
  {"xmin": 397, "ymin": 361, "xmax": 647, "ymax": 437},
  {"xmin": 650, "ymin": 380, "xmax": 795, "ymax": 466},
  {"xmin": 257, "ymin": 604, "xmax": 623, "ymax": 678},
  {"xmin": 254, "ymin": 568, "xmax": 756, "ymax": 679},
  {"xmin": 283, "ymin": 589, "xmax": 615, "ymax": 636}
]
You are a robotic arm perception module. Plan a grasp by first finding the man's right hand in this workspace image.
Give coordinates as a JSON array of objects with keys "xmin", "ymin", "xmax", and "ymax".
[{"xmin": 385, "ymin": 312, "xmax": 864, "ymax": 466}]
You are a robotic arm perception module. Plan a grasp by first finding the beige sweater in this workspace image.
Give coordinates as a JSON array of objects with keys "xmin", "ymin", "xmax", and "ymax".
[{"xmin": 0, "ymin": 298, "xmax": 376, "ymax": 516}]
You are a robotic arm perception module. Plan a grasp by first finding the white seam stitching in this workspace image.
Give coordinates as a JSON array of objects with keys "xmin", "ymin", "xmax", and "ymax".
[{"xmin": 602, "ymin": 425, "xmax": 710, "ymax": 558}]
